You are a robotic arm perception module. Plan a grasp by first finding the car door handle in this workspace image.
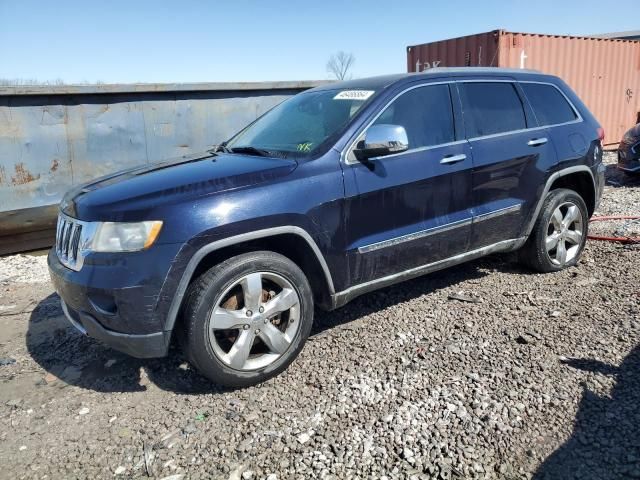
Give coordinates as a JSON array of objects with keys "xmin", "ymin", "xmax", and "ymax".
[
  {"xmin": 440, "ymin": 154, "xmax": 467, "ymax": 164},
  {"xmin": 527, "ymin": 137, "xmax": 548, "ymax": 147}
]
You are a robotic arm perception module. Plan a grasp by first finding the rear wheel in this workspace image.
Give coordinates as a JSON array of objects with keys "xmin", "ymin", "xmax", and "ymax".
[
  {"xmin": 182, "ymin": 251, "xmax": 313, "ymax": 387},
  {"xmin": 519, "ymin": 188, "xmax": 589, "ymax": 273}
]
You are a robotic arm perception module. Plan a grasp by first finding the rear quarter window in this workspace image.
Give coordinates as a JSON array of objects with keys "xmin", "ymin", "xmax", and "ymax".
[
  {"xmin": 521, "ymin": 83, "xmax": 578, "ymax": 126},
  {"xmin": 459, "ymin": 82, "xmax": 527, "ymax": 138}
]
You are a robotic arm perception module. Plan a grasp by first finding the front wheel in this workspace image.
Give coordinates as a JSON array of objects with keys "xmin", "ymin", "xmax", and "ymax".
[
  {"xmin": 519, "ymin": 188, "xmax": 589, "ymax": 273},
  {"xmin": 182, "ymin": 251, "xmax": 313, "ymax": 387}
]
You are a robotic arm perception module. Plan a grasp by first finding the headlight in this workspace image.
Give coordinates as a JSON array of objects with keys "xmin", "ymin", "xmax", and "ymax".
[{"xmin": 92, "ymin": 221, "xmax": 163, "ymax": 252}]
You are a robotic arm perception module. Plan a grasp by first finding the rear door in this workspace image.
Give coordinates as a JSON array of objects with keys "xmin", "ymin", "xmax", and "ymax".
[
  {"xmin": 519, "ymin": 81, "xmax": 587, "ymax": 165},
  {"xmin": 457, "ymin": 80, "xmax": 557, "ymax": 250},
  {"xmin": 342, "ymin": 82, "xmax": 474, "ymax": 285}
]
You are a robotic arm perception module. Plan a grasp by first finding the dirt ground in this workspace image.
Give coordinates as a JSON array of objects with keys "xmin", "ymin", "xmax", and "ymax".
[{"xmin": 0, "ymin": 153, "xmax": 638, "ymax": 479}]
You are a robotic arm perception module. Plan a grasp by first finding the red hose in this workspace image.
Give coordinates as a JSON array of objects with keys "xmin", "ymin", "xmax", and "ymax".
[{"xmin": 587, "ymin": 215, "xmax": 640, "ymax": 243}]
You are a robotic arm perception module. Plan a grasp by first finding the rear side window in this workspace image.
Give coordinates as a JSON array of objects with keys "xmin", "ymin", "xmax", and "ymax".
[
  {"xmin": 521, "ymin": 83, "xmax": 577, "ymax": 126},
  {"xmin": 371, "ymin": 84, "xmax": 455, "ymax": 149},
  {"xmin": 459, "ymin": 82, "xmax": 527, "ymax": 137}
]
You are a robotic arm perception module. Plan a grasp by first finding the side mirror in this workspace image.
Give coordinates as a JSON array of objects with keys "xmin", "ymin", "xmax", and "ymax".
[{"xmin": 354, "ymin": 124, "xmax": 409, "ymax": 161}]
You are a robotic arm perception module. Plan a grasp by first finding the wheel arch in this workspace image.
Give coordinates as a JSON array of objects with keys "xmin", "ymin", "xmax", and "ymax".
[
  {"xmin": 548, "ymin": 171, "xmax": 596, "ymax": 216},
  {"xmin": 522, "ymin": 165, "xmax": 596, "ymax": 239},
  {"xmin": 163, "ymin": 227, "xmax": 335, "ymax": 333}
]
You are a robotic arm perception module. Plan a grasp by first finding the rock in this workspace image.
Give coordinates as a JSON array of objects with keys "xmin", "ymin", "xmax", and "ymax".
[
  {"xmin": 104, "ymin": 359, "xmax": 117, "ymax": 368},
  {"xmin": 158, "ymin": 429, "xmax": 182, "ymax": 449},
  {"xmin": 297, "ymin": 432, "xmax": 311, "ymax": 444},
  {"xmin": 228, "ymin": 464, "xmax": 247, "ymax": 480},
  {"xmin": 78, "ymin": 407, "xmax": 90, "ymax": 415},
  {"xmin": 0, "ymin": 357, "xmax": 16, "ymax": 366},
  {"xmin": 403, "ymin": 448, "xmax": 414, "ymax": 459},
  {"xmin": 448, "ymin": 291, "xmax": 481, "ymax": 303},
  {"xmin": 243, "ymin": 412, "xmax": 260, "ymax": 422},
  {"xmin": 114, "ymin": 466, "xmax": 126, "ymax": 475},
  {"xmin": 6, "ymin": 398, "xmax": 22, "ymax": 408},
  {"xmin": 183, "ymin": 423, "xmax": 197, "ymax": 435}
]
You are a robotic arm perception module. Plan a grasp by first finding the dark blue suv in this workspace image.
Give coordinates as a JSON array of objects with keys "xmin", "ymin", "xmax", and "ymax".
[{"xmin": 48, "ymin": 68, "xmax": 605, "ymax": 387}]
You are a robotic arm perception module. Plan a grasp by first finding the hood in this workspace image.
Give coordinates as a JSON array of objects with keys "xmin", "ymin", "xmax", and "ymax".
[{"xmin": 61, "ymin": 151, "xmax": 297, "ymax": 220}]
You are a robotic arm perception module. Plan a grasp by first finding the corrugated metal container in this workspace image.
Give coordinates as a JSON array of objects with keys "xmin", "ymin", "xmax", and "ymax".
[
  {"xmin": 407, "ymin": 29, "xmax": 640, "ymax": 147},
  {"xmin": 0, "ymin": 81, "xmax": 327, "ymax": 254}
]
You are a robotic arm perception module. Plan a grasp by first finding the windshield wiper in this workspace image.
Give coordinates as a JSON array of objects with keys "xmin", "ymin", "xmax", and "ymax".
[
  {"xmin": 228, "ymin": 146, "xmax": 272, "ymax": 157},
  {"xmin": 209, "ymin": 141, "xmax": 231, "ymax": 154}
]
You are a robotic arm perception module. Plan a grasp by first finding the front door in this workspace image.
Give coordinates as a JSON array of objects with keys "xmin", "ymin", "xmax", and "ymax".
[{"xmin": 342, "ymin": 82, "xmax": 474, "ymax": 286}]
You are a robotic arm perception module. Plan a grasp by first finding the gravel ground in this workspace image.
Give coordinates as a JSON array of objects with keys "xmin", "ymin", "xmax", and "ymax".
[{"xmin": 0, "ymin": 153, "xmax": 638, "ymax": 479}]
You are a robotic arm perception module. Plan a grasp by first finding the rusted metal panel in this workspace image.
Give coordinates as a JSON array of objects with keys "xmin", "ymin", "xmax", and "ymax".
[
  {"xmin": 407, "ymin": 30, "xmax": 640, "ymax": 146},
  {"xmin": 407, "ymin": 31, "xmax": 501, "ymax": 71},
  {"xmin": 497, "ymin": 31, "xmax": 640, "ymax": 145},
  {"xmin": 0, "ymin": 82, "xmax": 326, "ymax": 249},
  {"xmin": 0, "ymin": 81, "xmax": 329, "ymax": 96}
]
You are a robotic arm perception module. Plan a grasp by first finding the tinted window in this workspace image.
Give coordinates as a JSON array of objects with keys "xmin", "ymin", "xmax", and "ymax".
[
  {"xmin": 521, "ymin": 83, "xmax": 577, "ymax": 126},
  {"xmin": 371, "ymin": 84, "xmax": 455, "ymax": 149},
  {"xmin": 460, "ymin": 82, "xmax": 527, "ymax": 137}
]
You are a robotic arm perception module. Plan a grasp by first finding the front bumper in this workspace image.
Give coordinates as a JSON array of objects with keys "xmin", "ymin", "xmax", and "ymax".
[
  {"xmin": 48, "ymin": 245, "xmax": 181, "ymax": 358},
  {"xmin": 617, "ymin": 147, "xmax": 640, "ymax": 173},
  {"xmin": 618, "ymin": 158, "xmax": 640, "ymax": 173},
  {"xmin": 60, "ymin": 300, "xmax": 170, "ymax": 358}
]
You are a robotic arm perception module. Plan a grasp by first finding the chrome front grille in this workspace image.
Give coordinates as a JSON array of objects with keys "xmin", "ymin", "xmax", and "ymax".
[{"xmin": 56, "ymin": 214, "xmax": 91, "ymax": 271}]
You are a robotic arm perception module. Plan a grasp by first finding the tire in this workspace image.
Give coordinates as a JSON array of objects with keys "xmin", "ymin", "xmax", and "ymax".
[
  {"xmin": 519, "ymin": 188, "xmax": 589, "ymax": 273},
  {"xmin": 182, "ymin": 251, "xmax": 313, "ymax": 387}
]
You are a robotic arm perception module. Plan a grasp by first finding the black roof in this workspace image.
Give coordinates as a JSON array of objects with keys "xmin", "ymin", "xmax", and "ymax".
[{"xmin": 312, "ymin": 67, "xmax": 548, "ymax": 93}]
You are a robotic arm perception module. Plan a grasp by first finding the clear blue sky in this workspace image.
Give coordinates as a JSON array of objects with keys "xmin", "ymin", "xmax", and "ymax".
[{"xmin": 1, "ymin": 0, "xmax": 637, "ymax": 84}]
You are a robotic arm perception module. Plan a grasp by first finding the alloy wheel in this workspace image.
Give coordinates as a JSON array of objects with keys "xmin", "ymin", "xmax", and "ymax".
[
  {"xmin": 208, "ymin": 272, "xmax": 300, "ymax": 371},
  {"xmin": 545, "ymin": 201, "xmax": 584, "ymax": 266}
]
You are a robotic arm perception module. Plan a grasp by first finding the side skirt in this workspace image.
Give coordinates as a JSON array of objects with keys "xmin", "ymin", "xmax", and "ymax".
[{"xmin": 330, "ymin": 237, "xmax": 526, "ymax": 309}]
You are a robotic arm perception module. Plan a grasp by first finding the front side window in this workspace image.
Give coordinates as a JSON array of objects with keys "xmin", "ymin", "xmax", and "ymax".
[
  {"xmin": 521, "ymin": 83, "xmax": 577, "ymax": 126},
  {"xmin": 370, "ymin": 84, "xmax": 455, "ymax": 150},
  {"xmin": 226, "ymin": 89, "xmax": 375, "ymax": 157},
  {"xmin": 459, "ymin": 82, "xmax": 527, "ymax": 138}
]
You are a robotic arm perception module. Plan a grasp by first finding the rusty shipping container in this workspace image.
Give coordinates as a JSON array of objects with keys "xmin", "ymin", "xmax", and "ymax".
[
  {"xmin": 407, "ymin": 29, "xmax": 640, "ymax": 147},
  {"xmin": 0, "ymin": 81, "xmax": 327, "ymax": 254}
]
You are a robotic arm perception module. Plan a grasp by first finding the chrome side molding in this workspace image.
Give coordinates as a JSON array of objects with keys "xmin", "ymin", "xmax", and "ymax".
[
  {"xmin": 332, "ymin": 237, "xmax": 525, "ymax": 308},
  {"xmin": 357, "ymin": 218, "xmax": 472, "ymax": 254},
  {"xmin": 474, "ymin": 204, "xmax": 522, "ymax": 223},
  {"xmin": 357, "ymin": 203, "xmax": 523, "ymax": 254}
]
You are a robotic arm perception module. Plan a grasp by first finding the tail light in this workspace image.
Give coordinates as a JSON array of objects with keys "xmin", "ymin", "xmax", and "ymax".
[{"xmin": 597, "ymin": 127, "xmax": 605, "ymax": 143}]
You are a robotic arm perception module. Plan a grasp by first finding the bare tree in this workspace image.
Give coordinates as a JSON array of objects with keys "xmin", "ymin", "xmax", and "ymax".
[{"xmin": 326, "ymin": 51, "xmax": 355, "ymax": 80}]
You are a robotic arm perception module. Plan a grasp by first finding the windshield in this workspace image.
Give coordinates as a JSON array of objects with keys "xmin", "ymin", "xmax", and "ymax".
[{"xmin": 226, "ymin": 89, "xmax": 376, "ymax": 157}]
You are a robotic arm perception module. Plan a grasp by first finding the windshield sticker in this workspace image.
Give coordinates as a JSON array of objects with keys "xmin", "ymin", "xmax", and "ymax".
[
  {"xmin": 297, "ymin": 142, "xmax": 313, "ymax": 152},
  {"xmin": 333, "ymin": 90, "xmax": 375, "ymax": 101}
]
